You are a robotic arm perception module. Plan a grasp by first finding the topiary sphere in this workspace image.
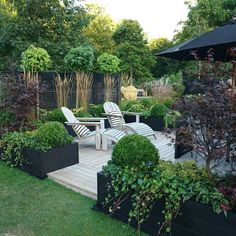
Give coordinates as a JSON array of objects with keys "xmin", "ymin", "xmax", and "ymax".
[
  {"xmin": 35, "ymin": 121, "xmax": 73, "ymax": 149},
  {"xmin": 111, "ymin": 134, "xmax": 159, "ymax": 168}
]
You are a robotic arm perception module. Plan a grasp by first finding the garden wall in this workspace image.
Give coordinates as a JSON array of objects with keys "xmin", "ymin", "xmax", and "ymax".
[
  {"xmin": 39, "ymin": 72, "xmax": 120, "ymax": 109},
  {"xmin": 0, "ymin": 72, "xmax": 120, "ymax": 109}
]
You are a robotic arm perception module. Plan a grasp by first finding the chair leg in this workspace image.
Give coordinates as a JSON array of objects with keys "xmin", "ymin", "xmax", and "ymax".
[{"xmin": 102, "ymin": 135, "xmax": 108, "ymax": 151}]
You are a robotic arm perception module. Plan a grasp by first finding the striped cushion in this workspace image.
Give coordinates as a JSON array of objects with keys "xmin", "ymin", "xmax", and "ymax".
[
  {"xmin": 72, "ymin": 125, "xmax": 90, "ymax": 138},
  {"xmin": 108, "ymin": 111, "xmax": 125, "ymax": 128}
]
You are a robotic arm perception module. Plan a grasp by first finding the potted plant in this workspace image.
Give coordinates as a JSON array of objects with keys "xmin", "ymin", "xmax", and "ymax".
[
  {"xmin": 94, "ymin": 134, "xmax": 233, "ymax": 236},
  {"xmin": 0, "ymin": 122, "xmax": 78, "ymax": 178},
  {"xmin": 97, "ymin": 53, "xmax": 120, "ymax": 102},
  {"xmin": 140, "ymin": 103, "xmax": 168, "ymax": 131},
  {"xmin": 122, "ymin": 99, "xmax": 179, "ymax": 131}
]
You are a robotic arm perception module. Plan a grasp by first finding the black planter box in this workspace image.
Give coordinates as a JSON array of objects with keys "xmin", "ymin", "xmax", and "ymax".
[
  {"xmin": 0, "ymin": 148, "xmax": 2, "ymax": 160},
  {"xmin": 93, "ymin": 172, "xmax": 236, "ymax": 236},
  {"xmin": 174, "ymin": 129, "xmax": 193, "ymax": 159},
  {"xmin": 21, "ymin": 143, "xmax": 79, "ymax": 179},
  {"xmin": 124, "ymin": 115, "xmax": 165, "ymax": 131},
  {"xmin": 93, "ymin": 172, "xmax": 167, "ymax": 235}
]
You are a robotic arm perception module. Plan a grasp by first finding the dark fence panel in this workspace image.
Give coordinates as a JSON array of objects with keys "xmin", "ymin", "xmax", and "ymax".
[{"xmin": 39, "ymin": 72, "xmax": 120, "ymax": 109}]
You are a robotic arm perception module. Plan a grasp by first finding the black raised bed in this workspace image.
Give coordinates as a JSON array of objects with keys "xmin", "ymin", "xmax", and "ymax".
[
  {"xmin": 93, "ymin": 172, "xmax": 236, "ymax": 236},
  {"xmin": 123, "ymin": 114, "xmax": 165, "ymax": 131},
  {"xmin": 0, "ymin": 148, "xmax": 2, "ymax": 160},
  {"xmin": 174, "ymin": 128, "xmax": 193, "ymax": 159},
  {"xmin": 21, "ymin": 142, "xmax": 79, "ymax": 179}
]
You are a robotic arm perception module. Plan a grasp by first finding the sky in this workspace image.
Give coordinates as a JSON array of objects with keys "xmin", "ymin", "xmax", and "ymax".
[{"xmin": 83, "ymin": 0, "xmax": 189, "ymax": 40}]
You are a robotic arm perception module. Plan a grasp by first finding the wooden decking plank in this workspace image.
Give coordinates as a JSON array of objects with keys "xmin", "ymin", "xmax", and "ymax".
[{"xmin": 48, "ymin": 131, "xmax": 175, "ymax": 199}]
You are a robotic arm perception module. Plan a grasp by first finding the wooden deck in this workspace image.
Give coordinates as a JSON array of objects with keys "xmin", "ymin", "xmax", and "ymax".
[{"xmin": 48, "ymin": 132, "xmax": 175, "ymax": 199}]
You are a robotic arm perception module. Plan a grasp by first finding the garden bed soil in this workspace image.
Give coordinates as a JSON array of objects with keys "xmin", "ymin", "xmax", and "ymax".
[
  {"xmin": 21, "ymin": 142, "xmax": 79, "ymax": 179},
  {"xmin": 93, "ymin": 172, "xmax": 236, "ymax": 236},
  {"xmin": 123, "ymin": 115, "xmax": 165, "ymax": 131}
]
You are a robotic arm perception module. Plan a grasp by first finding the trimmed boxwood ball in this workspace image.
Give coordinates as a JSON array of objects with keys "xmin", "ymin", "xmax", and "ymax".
[
  {"xmin": 34, "ymin": 121, "xmax": 73, "ymax": 149},
  {"xmin": 112, "ymin": 134, "xmax": 159, "ymax": 168}
]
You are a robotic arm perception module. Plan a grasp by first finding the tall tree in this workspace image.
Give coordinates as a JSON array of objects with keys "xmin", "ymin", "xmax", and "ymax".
[
  {"xmin": 175, "ymin": 0, "xmax": 236, "ymax": 43},
  {"xmin": 0, "ymin": 0, "xmax": 89, "ymax": 71},
  {"xmin": 83, "ymin": 4, "xmax": 116, "ymax": 56},
  {"xmin": 113, "ymin": 19, "xmax": 155, "ymax": 85},
  {"xmin": 149, "ymin": 37, "xmax": 181, "ymax": 78}
]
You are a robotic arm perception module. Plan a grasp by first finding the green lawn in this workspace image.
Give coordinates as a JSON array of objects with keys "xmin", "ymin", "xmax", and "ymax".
[{"xmin": 0, "ymin": 162, "xmax": 139, "ymax": 236}]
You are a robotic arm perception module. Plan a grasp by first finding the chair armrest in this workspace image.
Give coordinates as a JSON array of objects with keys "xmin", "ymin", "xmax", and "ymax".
[
  {"xmin": 121, "ymin": 111, "xmax": 141, "ymax": 123},
  {"xmin": 122, "ymin": 111, "xmax": 142, "ymax": 116},
  {"xmin": 102, "ymin": 113, "xmax": 123, "ymax": 117},
  {"xmin": 65, "ymin": 121, "xmax": 101, "ymax": 126},
  {"xmin": 75, "ymin": 117, "xmax": 107, "ymax": 121}
]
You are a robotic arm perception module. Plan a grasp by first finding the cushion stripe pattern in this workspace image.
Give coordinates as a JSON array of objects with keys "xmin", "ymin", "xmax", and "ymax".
[
  {"xmin": 72, "ymin": 125, "xmax": 90, "ymax": 138},
  {"xmin": 108, "ymin": 111, "xmax": 125, "ymax": 128}
]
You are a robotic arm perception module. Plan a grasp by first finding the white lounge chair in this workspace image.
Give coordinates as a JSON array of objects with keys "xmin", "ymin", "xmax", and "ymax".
[
  {"xmin": 61, "ymin": 107, "xmax": 126, "ymax": 150},
  {"xmin": 103, "ymin": 102, "xmax": 156, "ymax": 139}
]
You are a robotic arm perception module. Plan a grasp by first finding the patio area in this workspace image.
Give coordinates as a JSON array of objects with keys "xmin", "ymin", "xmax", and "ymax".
[{"xmin": 48, "ymin": 131, "xmax": 176, "ymax": 199}]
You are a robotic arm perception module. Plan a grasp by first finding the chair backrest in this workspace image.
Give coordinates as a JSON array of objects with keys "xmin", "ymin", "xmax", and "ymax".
[
  {"xmin": 61, "ymin": 107, "xmax": 90, "ymax": 138},
  {"xmin": 103, "ymin": 102, "xmax": 126, "ymax": 128},
  {"xmin": 61, "ymin": 107, "xmax": 77, "ymax": 123}
]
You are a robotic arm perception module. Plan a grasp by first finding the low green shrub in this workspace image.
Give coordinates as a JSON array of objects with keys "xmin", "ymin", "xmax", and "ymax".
[
  {"xmin": 72, "ymin": 108, "xmax": 91, "ymax": 117},
  {"xmin": 0, "ymin": 122, "xmax": 73, "ymax": 166},
  {"xmin": 88, "ymin": 104, "xmax": 104, "ymax": 117},
  {"xmin": 162, "ymin": 98, "xmax": 174, "ymax": 108},
  {"xmin": 0, "ymin": 108, "xmax": 15, "ymax": 126},
  {"xmin": 46, "ymin": 108, "xmax": 67, "ymax": 123},
  {"xmin": 139, "ymin": 98, "xmax": 155, "ymax": 109},
  {"xmin": 150, "ymin": 104, "xmax": 169, "ymax": 118},
  {"xmin": 0, "ymin": 131, "xmax": 33, "ymax": 167},
  {"xmin": 34, "ymin": 122, "xmax": 73, "ymax": 150},
  {"xmin": 111, "ymin": 134, "xmax": 159, "ymax": 168},
  {"xmin": 104, "ymin": 160, "xmax": 228, "ymax": 234},
  {"xmin": 120, "ymin": 100, "xmax": 139, "ymax": 111}
]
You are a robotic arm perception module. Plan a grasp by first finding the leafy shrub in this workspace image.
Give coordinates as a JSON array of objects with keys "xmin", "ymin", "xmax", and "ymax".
[
  {"xmin": 162, "ymin": 98, "xmax": 174, "ymax": 108},
  {"xmin": 46, "ymin": 108, "xmax": 67, "ymax": 123},
  {"xmin": 0, "ymin": 131, "xmax": 33, "ymax": 167},
  {"xmin": 88, "ymin": 104, "xmax": 104, "ymax": 117},
  {"xmin": 0, "ymin": 108, "xmax": 15, "ymax": 126},
  {"xmin": 104, "ymin": 159, "xmax": 227, "ymax": 234},
  {"xmin": 139, "ymin": 98, "xmax": 155, "ymax": 109},
  {"xmin": 111, "ymin": 134, "xmax": 159, "ymax": 168},
  {"xmin": 164, "ymin": 110, "xmax": 181, "ymax": 128},
  {"xmin": 72, "ymin": 108, "xmax": 91, "ymax": 117},
  {"xmin": 150, "ymin": 104, "xmax": 168, "ymax": 118},
  {"xmin": 0, "ymin": 122, "xmax": 73, "ymax": 167},
  {"xmin": 34, "ymin": 122, "xmax": 73, "ymax": 150},
  {"xmin": 121, "ymin": 100, "xmax": 146, "ymax": 112},
  {"xmin": 120, "ymin": 100, "xmax": 139, "ymax": 111}
]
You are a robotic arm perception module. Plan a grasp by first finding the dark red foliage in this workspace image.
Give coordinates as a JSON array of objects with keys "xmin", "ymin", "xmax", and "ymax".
[
  {"xmin": 1, "ymin": 73, "xmax": 45, "ymax": 132},
  {"xmin": 219, "ymin": 176, "xmax": 236, "ymax": 211},
  {"xmin": 175, "ymin": 61, "xmax": 236, "ymax": 176}
]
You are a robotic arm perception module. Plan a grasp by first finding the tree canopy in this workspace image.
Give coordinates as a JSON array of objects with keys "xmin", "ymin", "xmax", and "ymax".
[
  {"xmin": 21, "ymin": 45, "xmax": 51, "ymax": 72},
  {"xmin": 175, "ymin": 0, "xmax": 236, "ymax": 43},
  {"xmin": 97, "ymin": 53, "xmax": 120, "ymax": 74},
  {"xmin": 83, "ymin": 4, "xmax": 116, "ymax": 56},
  {"xmin": 64, "ymin": 45, "xmax": 95, "ymax": 72},
  {"xmin": 113, "ymin": 19, "xmax": 155, "ymax": 85},
  {"xmin": 0, "ymin": 0, "xmax": 89, "ymax": 71}
]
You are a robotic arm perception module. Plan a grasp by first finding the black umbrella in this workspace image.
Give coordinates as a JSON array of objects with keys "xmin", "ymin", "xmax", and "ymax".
[
  {"xmin": 158, "ymin": 19, "xmax": 236, "ymax": 61},
  {"xmin": 157, "ymin": 18, "xmax": 236, "ymax": 90}
]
